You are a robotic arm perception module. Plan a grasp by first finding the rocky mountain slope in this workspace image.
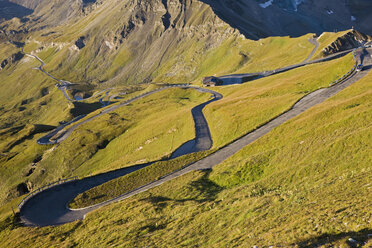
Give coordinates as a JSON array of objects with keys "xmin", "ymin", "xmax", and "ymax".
[
  {"xmin": 3, "ymin": 0, "xmax": 372, "ymax": 38},
  {"xmin": 1, "ymin": 0, "xmax": 371, "ymax": 87},
  {"xmin": 201, "ymin": 0, "xmax": 372, "ymax": 39},
  {"xmin": 2, "ymin": 0, "xmax": 242, "ymax": 86}
]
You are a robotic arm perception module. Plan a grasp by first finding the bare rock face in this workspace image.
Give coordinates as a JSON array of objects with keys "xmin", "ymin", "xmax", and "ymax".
[{"xmin": 322, "ymin": 30, "xmax": 371, "ymax": 56}]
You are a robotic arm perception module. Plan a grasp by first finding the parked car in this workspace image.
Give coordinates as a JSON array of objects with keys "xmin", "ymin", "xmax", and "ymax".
[{"xmin": 356, "ymin": 64, "xmax": 363, "ymax": 71}]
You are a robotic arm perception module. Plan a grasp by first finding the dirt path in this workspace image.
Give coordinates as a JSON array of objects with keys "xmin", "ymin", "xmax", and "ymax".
[{"xmin": 19, "ymin": 47, "xmax": 371, "ymax": 227}]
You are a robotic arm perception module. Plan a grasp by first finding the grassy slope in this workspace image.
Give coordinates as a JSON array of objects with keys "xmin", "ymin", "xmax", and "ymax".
[
  {"xmin": 0, "ymin": 56, "xmax": 370, "ymax": 248},
  {"xmin": 205, "ymin": 53, "xmax": 354, "ymax": 148},
  {"xmin": 312, "ymin": 30, "xmax": 351, "ymax": 59},
  {"xmin": 56, "ymin": 88, "xmax": 211, "ymax": 177},
  {"xmin": 69, "ymin": 150, "xmax": 213, "ymax": 209},
  {"xmin": 68, "ymin": 53, "xmax": 353, "ymax": 208},
  {"xmin": 0, "ymin": 43, "xmax": 18, "ymax": 59},
  {"xmin": 0, "ymin": 29, "xmax": 316, "ymax": 207},
  {"xmin": 0, "ymin": 87, "xmax": 211, "ymax": 206},
  {"xmin": 0, "ymin": 44, "xmax": 74, "ymax": 203},
  {"xmin": 0, "ymin": 26, "xmax": 321, "ymax": 206}
]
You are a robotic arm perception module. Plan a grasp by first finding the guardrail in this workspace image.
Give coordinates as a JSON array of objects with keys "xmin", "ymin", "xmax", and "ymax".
[
  {"xmin": 329, "ymin": 49, "xmax": 358, "ymax": 86},
  {"xmin": 18, "ymin": 176, "xmax": 79, "ymax": 210}
]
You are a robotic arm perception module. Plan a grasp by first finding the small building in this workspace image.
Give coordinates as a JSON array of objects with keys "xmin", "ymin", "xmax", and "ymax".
[{"xmin": 203, "ymin": 76, "xmax": 223, "ymax": 87}]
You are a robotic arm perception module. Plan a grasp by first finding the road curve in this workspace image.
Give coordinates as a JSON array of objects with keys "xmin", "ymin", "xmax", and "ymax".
[
  {"xmin": 37, "ymin": 85, "xmax": 222, "ymax": 146},
  {"xmin": 19, "ymin": 47, "xmax": 372, "ymax": 227},
  {"xmin": 304, "ymin": 37, "xmax": 320, "ymax": 62},
  {"xmin": 21, "ymin": 85, "xmax": 222, "ymax": 226},
  {"xmin": 218, "ymin": 44, "xmax": 350, "ymax": 85}
]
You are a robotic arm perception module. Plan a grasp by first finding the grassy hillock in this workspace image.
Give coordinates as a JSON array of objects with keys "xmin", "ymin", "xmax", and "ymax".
[{"xmin": 0, "ymin": 52, "xmax": 370, "ymax": 248}]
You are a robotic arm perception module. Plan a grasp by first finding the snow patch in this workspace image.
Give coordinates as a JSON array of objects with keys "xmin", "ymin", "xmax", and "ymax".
[
  {"xmin": 351, "ymin": 16, "xmax": 356, "ymax": 21},
  {"xmin": 259, "ymin": 0, "xmax": 273, "ymax": 9}
]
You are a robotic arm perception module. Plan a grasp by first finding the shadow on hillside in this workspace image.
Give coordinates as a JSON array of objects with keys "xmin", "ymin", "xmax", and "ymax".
[
  {"xmin": 198, "ymin": 0, "xmax": 372, "ymax": 40},
  {"xmin": 296, "ymin": 228, "xmax": 371, "ymax": 248},
  {"xmin": 0, "ymin": 1, "xmax": 33, "ymax": 22},
  {"xmin": 69, "ymin": 101, "xmax": 116, "ymax": 117},
  {"xmin": 142, "ymin": 169, "xmax": 223, "ymax": 208}
]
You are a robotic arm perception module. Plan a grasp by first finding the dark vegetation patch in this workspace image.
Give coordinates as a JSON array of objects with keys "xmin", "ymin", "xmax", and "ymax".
[
  {"xmin": 25, "ymin": 167, "xmax": 35, "ymax": 177},
  {"xmin": 32, "ymin": 155, "xmax": 42, "ymax": 164},
  {"xmin": 345, "ymin": 103, "xmax": 360, "ymax": 109},
  {"xmin": 21, "ymin": 99, "xmax": 33, "ymax": 105},
  {"xmin": 41, "ymin": 87, "xmax": 49, "ymax": 97},
  {"xmin": 0, "ymin": 125, "xmax": 24, "ymax": 137}
]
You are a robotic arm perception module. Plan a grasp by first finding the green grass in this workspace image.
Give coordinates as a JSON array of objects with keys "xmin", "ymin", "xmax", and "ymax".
[
  {"xmin": 153, "ymin": 33, "xmax": 316, "ymax": 85},
  {"xmin": 0, "ymin": 43, "xmax": 18, "ymax": 59},
  {"xmin": 0, "ymin": 49, "xmax": 74, "ymax": 203},
  {"xmin": 204, "ymin": 53, "xmax": 354, "ymax": 148},
  {"xmin": 23, "ymin": 42, "xmax": 40, "ymax": 54},
  {"xmin": 1, "ymin": 64, "xmax": 370, "ymax": 248},
  {"xmin": 70, "ymin": 52, "xmax": 354, "ymax": 210},
  {"xmin": 0, "ymin": 87, "xmax": 211, "ymax": 205},
  {"xmin": 69, "ymin": 150, "xmax": 213, "ymax": 209}
]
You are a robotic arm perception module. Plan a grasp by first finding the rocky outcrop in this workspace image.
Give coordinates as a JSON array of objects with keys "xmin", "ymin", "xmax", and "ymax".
[{"xmin": 322, "ymin": 30, "xmax": 371, "ymax": 56}]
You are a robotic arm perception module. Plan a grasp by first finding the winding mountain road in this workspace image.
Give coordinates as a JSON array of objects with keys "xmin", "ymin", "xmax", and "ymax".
[
  {"xmin": 19, "ymin": 46, "xmax": 372, "ymax": 226},
  {"xmin": 217, "ymin": 39, "xmax": 355, "ymax": 85},
  {"xmin": 37, "ymin": 85, "xmax": 222, "ymax": 146}
]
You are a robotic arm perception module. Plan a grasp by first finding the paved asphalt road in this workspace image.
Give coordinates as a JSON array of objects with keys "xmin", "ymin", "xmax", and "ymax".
[
  {"xmin": 217, "ymin": 39, "xmax": 353, "ymax": 85},
  {"xmin": 19, "ymin": 47, "xmax": 372, "ymax": 227},
  {"xmin": 37, "ymin": 86, "xmax": 222, "ymax": 149},
  {"xmin": 304, "ymin": 37, "xmax": 320, "ymax": 62}
]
